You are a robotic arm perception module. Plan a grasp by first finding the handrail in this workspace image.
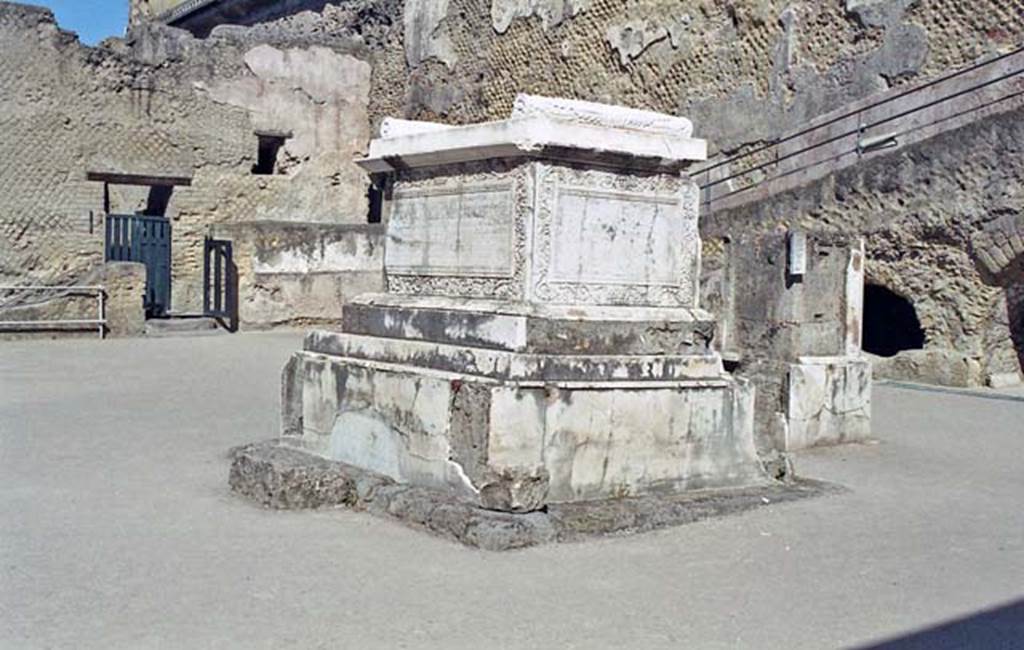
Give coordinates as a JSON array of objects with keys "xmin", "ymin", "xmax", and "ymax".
[
  {"xmin": 157, "ymin": 0, "xmax": 219, "ymax": 24},
  {"xmin": 700, "ymin": 68, "xmax": 1024, "ymax": 191},
  {"xmin": 1, "ymin": 285, "xmax": 106, "ymax": 291},
  {"xmin": 694, "ymin": 44, "xmax": 1024, "ymax": 177},
  {"xmin": 693, "ymin": 44, "xmax": 1024, "ymax": 213},
  {"xmin": 0, "ymin": 286, "xmax": 106, "ymax": 339},
  {"xmin": 705, "ymin": 88, "xmax": 1024, "ymax": 207}
]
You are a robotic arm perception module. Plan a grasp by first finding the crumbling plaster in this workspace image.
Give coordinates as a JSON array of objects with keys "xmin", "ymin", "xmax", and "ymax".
[
  {"xmin": 403, "ymin": 0, "xmax": 457, "ymax": 68},
  {"xmin": 491, "ymin": 0, "xmax": 593, "ymax": 34},
  {"xmin": 387, "ymin": 0, "xmax": 1021, "ymax": 150}
]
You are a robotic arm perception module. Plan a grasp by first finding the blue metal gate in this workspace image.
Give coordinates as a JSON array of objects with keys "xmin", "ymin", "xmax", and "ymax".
[{"xmin": 105, "ymin": 214, "xmax": 171, "ymax": 317}]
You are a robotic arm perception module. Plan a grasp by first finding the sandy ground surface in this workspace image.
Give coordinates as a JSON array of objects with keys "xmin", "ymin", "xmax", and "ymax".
[{"xmin": 2, "ymin": 332, "xmax": 1022, "ymax": 649}]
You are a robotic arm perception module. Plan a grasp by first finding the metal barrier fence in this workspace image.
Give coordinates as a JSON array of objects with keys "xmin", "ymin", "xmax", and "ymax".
[
  {"xmin": 692, "ymin": 45, "xmax": 1024, "ymax": 215},
  {"xmin": 0, "ymin": 286, "xmax": 106, "ymax": 339}
]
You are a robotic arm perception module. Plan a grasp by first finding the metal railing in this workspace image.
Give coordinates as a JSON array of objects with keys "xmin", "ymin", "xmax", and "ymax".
[
  {"xmin": 692, "ymin": 44, "xmax": 1024, "ymax": 214},
  {"xmin": 157, "ymin": 0, "xmax": 219, "ymax": 24},
  {"xmin": 0, "ymin": 286, "xmax": 106, "ymax": 339}
]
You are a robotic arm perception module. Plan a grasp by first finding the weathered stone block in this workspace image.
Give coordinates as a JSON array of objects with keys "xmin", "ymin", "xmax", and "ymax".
[
  {"xmin": 871, "ymin": 349, "xmax": 984, "ymax": 388},
  {"xmin": 303, "ymin": 329, "xmax": 726, "ymax": 383},
  {"xmin": 99, "ymin": 262, "xmax": 147, "ymax": 337},
  {"xmin": 340, "ymin": 297, "xmax": 715, "ymax": 354},
  {"xmin": 478, "ymin": 466, "xmax": 550, "ymax": 513},
  {"xmin": 228, "ymin": 442, "xmax": 360, "ymax": 509},
  {"xmin": 987, "ymin": 371, "xmax": 1023, "ymax": 389},
  {"xmin": 285, "ymin": 350, "xmax": 766, "ymax": 507},
  {"xmin": 786, "ymin": 356, "xmax": 872, "ymax": 450},
  {"xmin": 378, "ymin": 160, "xmax": 702, "ymax": 309}
]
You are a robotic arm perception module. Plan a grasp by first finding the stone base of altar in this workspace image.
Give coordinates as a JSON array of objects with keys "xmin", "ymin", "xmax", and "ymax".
[{"xmin": 280, "ymin": 329, "xmax": 767, "ymax": 512}]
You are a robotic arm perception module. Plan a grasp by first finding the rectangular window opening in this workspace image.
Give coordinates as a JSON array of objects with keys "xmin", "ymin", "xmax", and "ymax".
[{"xmin": 252, "ymin": 134, "xmax": 287, "ymax": 175}]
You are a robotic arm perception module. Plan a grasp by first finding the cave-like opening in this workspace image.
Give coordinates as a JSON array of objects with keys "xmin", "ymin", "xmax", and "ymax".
[{"xmin": 862, "ymin": 284, "xmax": 926, "ymax": 357}]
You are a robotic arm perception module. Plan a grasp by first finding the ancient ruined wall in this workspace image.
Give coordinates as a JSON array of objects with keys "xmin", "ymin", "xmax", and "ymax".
[
  {"xmin": 700, "ymin": 231, "xmax": 869, "ymax": 452},
  {"xmin": 701, "ymin": 105, "xmax": 1024, "ymax": 386},
  {"xmin": 711, "ymin": 233, "xmax": 860, "ymax": 362},
  {"xmin": 382, "ymin": 0, "xmax": 1023, "ymax": 387},
  {"xmin": 7, "ymin": 0, "xmax": 1024, "ymax": 364},
  {"xmin": 123, "ymin": 0, "xmax": 1024, "ymax": 141},
  {"xmin": 0, "ymin": 3, "xmax": 376, "ymax": 322},
  {"xmin": 392, "ymin": 1, "xmax": 1023, "ymax": 151}
]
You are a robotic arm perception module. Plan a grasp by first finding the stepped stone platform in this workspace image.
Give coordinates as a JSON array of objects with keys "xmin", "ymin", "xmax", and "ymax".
[
  {"xmin": 229, "ymin": 439, "xmax": 836, "ymax": 551},
  {"xmin": 236, "ymin": 95, "xmax": 785, "ymax": 538}
]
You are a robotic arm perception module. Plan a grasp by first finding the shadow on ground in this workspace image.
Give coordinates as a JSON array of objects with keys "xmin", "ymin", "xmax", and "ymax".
[{"xmin": 856, "ymin": 598, "xmax": 1024, "ymax": 649}]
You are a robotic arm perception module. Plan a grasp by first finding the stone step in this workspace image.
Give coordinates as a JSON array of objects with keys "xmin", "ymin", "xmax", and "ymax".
[
  {"xmin": 302, "ymin": 330, "xmax": 727, "ymax": 383},
  {"xmin": 145, "ymin": 315, "xmax": 224, "ymax": 337}
]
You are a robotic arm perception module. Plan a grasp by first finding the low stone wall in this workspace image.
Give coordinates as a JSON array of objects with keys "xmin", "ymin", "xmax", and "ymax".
[
  {"xmin": 212, "ymin": 221, "xmax": 384, "ymax": 329},
  {"xmin": 0, "ymin": 219, "xmax": 384, "ymax": 337},
  {"xmin": 870, "ymin": 349, "xmax": 983, "ymax": 388}
]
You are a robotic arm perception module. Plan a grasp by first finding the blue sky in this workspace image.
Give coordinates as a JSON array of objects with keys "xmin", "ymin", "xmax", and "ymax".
[{"xmin": 31, "ymin": 0, "xmax": 128, "ymax": 45}]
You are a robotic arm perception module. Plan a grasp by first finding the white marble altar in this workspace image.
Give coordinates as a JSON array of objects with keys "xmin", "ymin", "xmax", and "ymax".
[{"xmin": 280, "ymin": 95, "xmax": 766, "ymax": 510}]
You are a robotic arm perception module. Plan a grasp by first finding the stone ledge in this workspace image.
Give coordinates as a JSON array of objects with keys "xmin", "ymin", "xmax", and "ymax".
[
  {"xmin": 229, "ymin": 440, "xmax": 838, "ymax": 551},
  {"xmin": 357, "ymin": 116, "xmax": 707, "ymax": 174},
  {"xmin": 302, "ymin": 331, "xmax": 726, "ymax": 383},
  {"xmin": 341, "ymin": 301, "xmax": 714, "ymax": 355}
]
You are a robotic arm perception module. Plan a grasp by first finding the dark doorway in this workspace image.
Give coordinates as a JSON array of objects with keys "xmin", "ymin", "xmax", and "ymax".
[
  {"xmin": 144, "ymin": 185, "xmax": 174, "ymax": 216},
  {"xmin": 862, "ymin": 284, "xmax": 925, "ymax": 357},
  {"xmin": 367, "ymin": 182, "xmax": 384, "ymax": 223}
]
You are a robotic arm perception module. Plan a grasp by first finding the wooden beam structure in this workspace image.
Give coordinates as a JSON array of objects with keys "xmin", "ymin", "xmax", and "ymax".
[{"xmin": 86, "ymin": 171, "xmax": 193, "ymax": 187}]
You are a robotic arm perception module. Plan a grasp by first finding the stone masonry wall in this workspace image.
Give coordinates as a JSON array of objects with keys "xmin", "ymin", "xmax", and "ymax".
[
  {"xmin": 383, "ymin": 0, "xmax": 1024, "ymax": 386},
  {"xmin": 365, "ymin": 0, "xmax": 1023, "ymax": 385},
  {"xmin": 0, "ymin": 3, "xmax": 376, "ymax": 323},
  {"xmin": 701, "ymin": 104, "xmax": 1024, "ymax": 385},
  {"xmin": 390, "ymin": 0, "xmax": 1023, "ymax": 151},
  {"xmin": 701, "ymin": 231, "xmax": 867, "ymax": 452},
  {"xmin": 4, "ymin": 0, "xmax": 1023, "ymax": 376},
  {"xmin": 137, "ymin": 1, "xmax": 1024, "ymax": 148}
]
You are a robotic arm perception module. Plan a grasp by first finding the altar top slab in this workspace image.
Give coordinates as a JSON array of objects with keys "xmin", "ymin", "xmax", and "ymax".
[{"xmin": 356, "ymin": 95, "xmax": 707, "ymax": 174}]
